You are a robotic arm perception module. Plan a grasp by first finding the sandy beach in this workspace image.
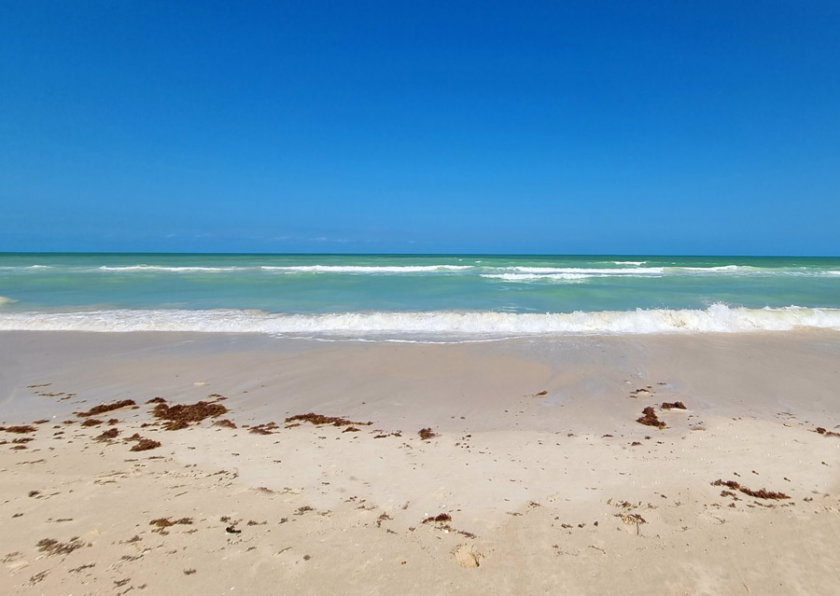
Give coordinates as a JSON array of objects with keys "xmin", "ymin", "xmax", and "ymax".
[{"xmin": 2, "ymin": 330, "xmax": 840, "ymax": 594}]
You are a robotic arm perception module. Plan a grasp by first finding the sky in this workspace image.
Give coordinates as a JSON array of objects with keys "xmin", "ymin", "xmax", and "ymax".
[{"xmin": 1, "ymin": 1, "xmax": 839, "ymax": 255}]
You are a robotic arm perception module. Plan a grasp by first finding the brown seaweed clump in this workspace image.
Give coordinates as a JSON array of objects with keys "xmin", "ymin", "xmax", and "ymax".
[
  {"xmin": 815, "ymin": 427, "xmax": 840, "ymax": 438},
  {"xmin": 76, "ymin": 400, "xmax": 136, "ymax": 418},
  {"xmin": 150, "ymin": 517, "xmax": 192, "ymax": 528},
  {"xmin": 284, "ymin": 413, "xmax": 372, "ymax": 428},
  {"xmin": 213, "ymin": 419, "xmax": 237, "ymax": 429},
  {"xmin": 636, "ymin": 407, "xmax": 665, "ymax": 429},
  {"xmin": 249, "ymin": 422, "xmax": 279, "ymax": 435},
  {"xmin": 130, "ymin": 439, "xmax": 161, "ymax": 452},
  {"xmin": 37, "ymin": 537, "xmax": 86, "ymax": 556},
  {"xmin": 421, "ymin": 513, "xmax": 475, "ymax": 538},
  {"xmin": 711, "ymin": 479, "xmax": 789, "ymax": 500},
  {"xmin": 81, "ymin": 419, "xmax": 103, "ymax": 427},
  {"xmin": 146, "ymin": 397, "xmax": 167, "ymax": 404},
  {"xmin": 661, "ymin": 401, "xmax": 687, "ymax": 410},
  {"xmin": 418, "ymin": 428, "xmax": 437, "ymax": 440},
  {"xmin": 95, "ymin": 428, "xmax": 120, "ymax": 441},
  {"xmin": 150, "ymin": 517, "xmax": 192, "ymax": 534},
  {"xmin": 152, "ymin": 401, "xmax": 228, "ymax": 430},
  {"xmin": 1, "ymin": 425, "xmax": 37, "ymax": 434}
]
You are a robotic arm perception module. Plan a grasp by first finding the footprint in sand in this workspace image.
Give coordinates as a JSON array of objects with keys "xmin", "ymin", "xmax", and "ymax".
[{"xmin": 454, "ymin": 544, "xmax": 482, "ymax": 568}]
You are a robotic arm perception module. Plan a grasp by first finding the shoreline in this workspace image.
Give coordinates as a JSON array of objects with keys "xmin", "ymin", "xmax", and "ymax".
[{"xmin": 2, "ymin": 331, "xmax": 840, "ymax": 593}]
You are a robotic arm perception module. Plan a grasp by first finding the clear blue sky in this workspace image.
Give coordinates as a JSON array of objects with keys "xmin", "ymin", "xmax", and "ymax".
[{"xmin": 2, "ymin": 1, "xmax": 838, "ymax": 255}]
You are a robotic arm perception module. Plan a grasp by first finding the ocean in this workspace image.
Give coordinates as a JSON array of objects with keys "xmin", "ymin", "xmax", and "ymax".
[{"xmin": 1, "ymin": 253, "xmax": 839, "ymax": 341}]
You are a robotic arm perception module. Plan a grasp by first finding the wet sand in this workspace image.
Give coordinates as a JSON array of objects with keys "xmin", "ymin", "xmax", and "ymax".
[{"xmin": 2, "ymin": 330, "xmax": 840, "ymax": 594}]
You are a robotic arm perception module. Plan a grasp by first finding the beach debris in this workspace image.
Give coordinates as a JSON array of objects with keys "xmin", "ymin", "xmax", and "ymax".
[
  {"xmin": 1, "ymin": 425, "xmax": 37, "ymax": 434},
  {"xmin": 418, "ymin": 427, "xmax": 437, "ymax": 440},
  {"xmin": 284, "ymin": 413, "xmax": 372, "ymax": 428},
  {"xmin": 661, "ymin": 402, "xmax": 687, "ymax": 410},
  {"xmin": 81, "ymin": 418, "xmax": 103, "ymax": 427},
  {"xmin": 636, "ymin": 407, "xmax": 665, "ymax": 429},
  {"xmin": 422, "ymin": 513, "xmax": 476, "ymax": 538},
  {"xmin": 422, "ymin": 513, "xmax": 452, "ymax": 524},
  {"xmin": 629, "ymin": 387, "xmax": 653, "ymax": 398},
  {"xmin": 150, "ymin": 517, "xmax": 192, "ymax": 528},
  {"xmin": 36, "ymin": 537, "xmax": 86, "ymax": 556},
  {"xmin": 76, "ymin": 400, "xmax": 136, "ymax": 418},
  {"xmin": 152, "ymin": 400, "xmax": 228, "ymax": 430},
  {"xmin": 711, "ymin": 479, "xmax": 789, "ymax": 500},
  {"xmin": 815, "ymin": 427, "xmax": 840, "ymax": 438},
  {"xmin": 213, "ymin": 419, "xmax": 237, "ymax": 429},
  {"xmin": 225, "ymin": 526, "xmax": 241, "ymax": 534},
  {"xmin": 534, "ymin": 390, "xmax": 548, "ymax": 397},
  {"xmin": 130, "ymin": 438, "xmax": 161, "ymax": 452},
  {"xmin": 376, "ymin": 513, "xmax": 392, "ymax": 528},
  {"xmin": 615, "ymin": 513, "xmax": 647, "ymax": 535},
  {"xmin": 146, "ymin": 397, "xmax": 166, "ymax": 404}
]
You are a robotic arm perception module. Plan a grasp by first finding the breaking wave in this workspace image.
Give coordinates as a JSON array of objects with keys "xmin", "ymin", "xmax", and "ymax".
[{"xmin": 1, "ymin": 305, "xmax": 838, "ymax": 339}]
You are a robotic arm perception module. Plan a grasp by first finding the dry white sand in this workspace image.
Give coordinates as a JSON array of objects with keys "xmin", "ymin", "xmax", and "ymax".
[{"xmin": 2, "ymin": 331, "xmax": 840, "ymax": 594}]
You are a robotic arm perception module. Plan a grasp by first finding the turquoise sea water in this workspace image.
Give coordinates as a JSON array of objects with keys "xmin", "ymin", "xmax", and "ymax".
[{"xmin": 1, "ymin": 253, "xmax": 840, "ymax": 339}]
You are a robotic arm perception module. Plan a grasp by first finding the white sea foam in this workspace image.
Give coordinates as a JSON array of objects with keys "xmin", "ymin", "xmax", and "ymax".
[
  {"xmin": 505, "ymin": 267, "xmax": 665, "ymax": 274},
  {"xmin": 0, "ymin": 296, "xmax": 16, "ymax": 306},
  {"xmin": 680, "ymin": 265, "xmax": 746, "ymax": 272},
  {"xmin": 86, "ymin": 264, "xmax": 475, "ymax": 274},
  {"xmin": 481, "ymin": 273, "xmax": 593, "ymax": 282},
  {"xmin": 483, "ymin": 266, "xmax": 664, "ymax": 282},
  {"xmin": 97, "ymin": 265, "xmax": 245, "ymax": 273},
  {"xmin": 0, "ymin": 265, "xmax": 53, "ymax": 271},
  {"xmin": 482, "ymin": 264, "xmax": 840, "ymax": 281},
  {"xmin": 260, "ymin": 265, "xmax": 473, "ymax": 274},
  {"xmin": 613, "ymin": 261, "xmax": 647, "ymax": 266},
  {"xmin": 1, "ymin": 305, "xmax": 838, "ymax": 338}
]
